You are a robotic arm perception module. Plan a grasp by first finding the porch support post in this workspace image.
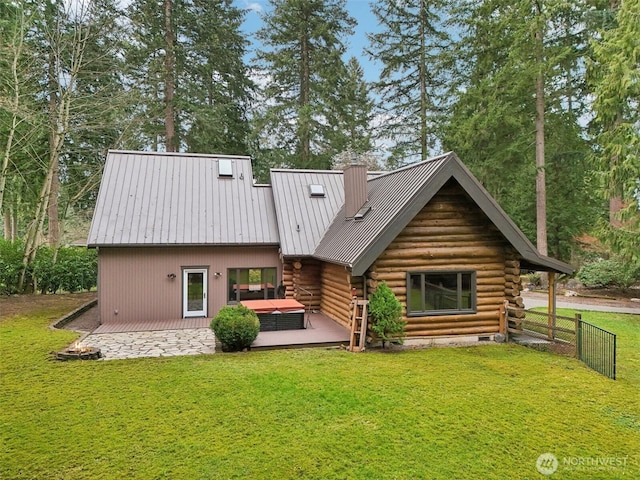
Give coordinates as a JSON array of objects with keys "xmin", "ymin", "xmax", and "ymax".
[{"xmin": 547, "ymin": 271, "xmax": 556, "ymax": 339}]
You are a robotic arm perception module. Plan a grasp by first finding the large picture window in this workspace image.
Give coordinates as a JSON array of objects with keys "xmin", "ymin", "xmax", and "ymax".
[
  {"xmin": 407, "ymin": 271, "xmax": 476, "ymax": 316},
  {"xmin": 228, "ymin": 268, "xmax": 277, "ymax": 303}
]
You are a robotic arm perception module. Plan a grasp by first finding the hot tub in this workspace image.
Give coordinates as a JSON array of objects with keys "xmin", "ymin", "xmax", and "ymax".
[{"xmin": 240, "ymin": 299, "xmax": 306, "ymax": 331}]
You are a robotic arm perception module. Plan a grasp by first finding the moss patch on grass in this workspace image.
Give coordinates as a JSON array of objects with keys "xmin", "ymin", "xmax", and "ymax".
[{"xmin": 1, "ymin": 300, "xmax": 639, "ymax": 479}]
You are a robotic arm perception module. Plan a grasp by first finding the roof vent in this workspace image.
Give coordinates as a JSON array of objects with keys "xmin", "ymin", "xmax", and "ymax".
[
  {"xmin": 218, "ymin": 159, "xmax": 233, "ymax": 177},
  {"xmin": 309, "ymin": 184, "xmax": 325, "ymax": 197},
  {"xmin": 354, "ymin": 204, "xmax": 371, "ymax": 221}
]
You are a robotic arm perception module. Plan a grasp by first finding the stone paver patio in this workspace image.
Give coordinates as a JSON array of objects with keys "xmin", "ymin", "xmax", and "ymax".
[{"xmin": 80, "ymin": 328, "xmax": 215, "ymax": 360}]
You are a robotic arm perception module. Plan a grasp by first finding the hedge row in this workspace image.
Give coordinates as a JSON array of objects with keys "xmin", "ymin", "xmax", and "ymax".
[{"xmin": 0, "ymin": 239, "xmax": 97, "ymax": 295}]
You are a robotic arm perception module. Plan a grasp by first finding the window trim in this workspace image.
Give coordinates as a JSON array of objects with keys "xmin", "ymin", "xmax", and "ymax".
[
  {"xmin": 227, "ymin": 267, "xmax": 277, "ymax": 303},
  {"xmin": 406, "ymin": 270, "xmax": 477, "ymax": 316}
]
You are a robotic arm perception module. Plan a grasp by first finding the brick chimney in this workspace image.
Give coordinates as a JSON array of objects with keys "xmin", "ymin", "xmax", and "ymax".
[{"xmin": 344, "ymin": 164, "xmax": 368, "ymax": 218}]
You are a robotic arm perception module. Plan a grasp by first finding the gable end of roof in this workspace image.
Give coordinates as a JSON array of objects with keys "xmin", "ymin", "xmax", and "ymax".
[{"xmin": 315, "ymin": 152, "xmax": 573, "ymax": 276}]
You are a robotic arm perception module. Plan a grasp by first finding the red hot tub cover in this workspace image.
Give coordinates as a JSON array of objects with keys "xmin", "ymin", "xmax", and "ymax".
[{"xmin": 240, "ymin": 299, "xmax": 305, "ymax": 314}]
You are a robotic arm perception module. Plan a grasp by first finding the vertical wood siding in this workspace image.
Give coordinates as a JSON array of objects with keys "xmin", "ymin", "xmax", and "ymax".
[
  {"xmin": 368, "ymin": 181, "xmax": 510, "ymax": 337},
  {"xmin": 98, "ymin": 246, "xmax": 280, "ymax": 324}
]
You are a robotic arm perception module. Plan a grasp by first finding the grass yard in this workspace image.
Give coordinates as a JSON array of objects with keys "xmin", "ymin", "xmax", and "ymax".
[{"xmin": 1, "ymin": 296, "xmax": 639, "ymax": 479}]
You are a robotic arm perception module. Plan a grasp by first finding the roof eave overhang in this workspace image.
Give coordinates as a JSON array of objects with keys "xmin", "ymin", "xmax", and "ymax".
[
  {"xmin": 89, "ymin": 242, "xmax": 281, "ymax": 248},
  {"xmin": 520, "ymin": 255, "xmax": 575, "ymax": 275}
]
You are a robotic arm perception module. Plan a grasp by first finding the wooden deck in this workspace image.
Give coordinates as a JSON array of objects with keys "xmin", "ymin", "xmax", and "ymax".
[
  {"xmin": 92, "ymin": 312, "xmax": 350, "ymax": 349},
  {"xmin": 252, "ymin": 313, "xmax": 350, "ymax": 349},
  {"xmin": 93, "ymin": 317, "xmax": 211, "ymax": 333}
]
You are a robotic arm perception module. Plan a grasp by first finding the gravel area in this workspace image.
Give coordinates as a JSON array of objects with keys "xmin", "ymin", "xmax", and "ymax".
[{"xmin": 61, "ymin": 305, "xmax": 101, "ymax": 332}]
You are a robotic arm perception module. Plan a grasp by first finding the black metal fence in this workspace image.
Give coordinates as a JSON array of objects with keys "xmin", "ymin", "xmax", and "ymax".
[
  {"xmin": 506, "ymin": 307, "xmax": 617, "ymax": 380},
  {"xmin": 577, "ymin": 320, "xmax": 617, "ymax": 380}
]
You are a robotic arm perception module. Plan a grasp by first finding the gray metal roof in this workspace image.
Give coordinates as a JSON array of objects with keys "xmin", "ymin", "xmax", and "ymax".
[
  {"xmin": 89, "ymin": 150, "xmax": 572, "ymax": 275},
  {"xmin": 270, "ymin": 169, "xmax": 385, "ymax": 256},
  {"xmin": 313, "ymin": 152, "xmax": 574, "ymax": 276},
  {"xmin": 88, "ymin": 150, "xmax": 279, "ymax": 246},
  {"xmin": 270, "ymin": 169, "xmax": 345, "ymax": 256}
]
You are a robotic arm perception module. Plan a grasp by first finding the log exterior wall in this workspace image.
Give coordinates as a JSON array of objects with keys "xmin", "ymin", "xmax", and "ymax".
[
  {"xmin": 320, "ymin": 262, "xmax": 353, "ymax": 328},
  {"xmin": 368, "ymin": 181, "xmax": 514, "ymax": 337},
  {"xmin": 282, "ymin": 258, "xmax": 322, "ymax": 311}
]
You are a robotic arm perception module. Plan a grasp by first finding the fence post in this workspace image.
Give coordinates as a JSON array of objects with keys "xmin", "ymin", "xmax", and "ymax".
[
  {"xmin": 547, "ymin": 272, "xmax": 556, "ymax": 339},
  {"xmin": 574, "ymin": 313, "xmax": 581, "ymax": 359},
  {"xmin": 500, "ymin": 300, "xmax": 509, "ymax": 341},
  {"xmin": 612, "ymin": 334, "xmax": 617, "ymax": 380}
]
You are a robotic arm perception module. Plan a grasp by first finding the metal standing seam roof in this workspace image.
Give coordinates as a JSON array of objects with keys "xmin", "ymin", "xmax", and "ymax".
[
  {"xmin": 270, "ymin": 169, "xmax": 345, "ymax": 256},
  {"xmin": 88, "ymin": 150, "xmax": 279, "ymax": 246},
  {"xmin": 270, "ymin": 169, "xmax": 384, "ymax": 256},
  {"xmin": 313, "ymin": 152, "xmax": 574, "ymax": 276},
  {"xmin": 89, "ymin": 150, "xmax": 573, "ymax": 275}
]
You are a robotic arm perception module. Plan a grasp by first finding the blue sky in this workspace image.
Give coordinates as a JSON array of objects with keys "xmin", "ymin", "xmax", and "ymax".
[{"xmin": 235, "ymin": 0, "xmax": 381, "ymax": 81}]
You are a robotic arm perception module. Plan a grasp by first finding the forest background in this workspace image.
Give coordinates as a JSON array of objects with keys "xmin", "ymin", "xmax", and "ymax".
[{"xmin": 0, "ymin": 0, "xmax": 638, "ymax": 293}]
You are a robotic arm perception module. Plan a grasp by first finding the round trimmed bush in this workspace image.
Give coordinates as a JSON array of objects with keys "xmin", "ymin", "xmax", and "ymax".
[{"xmin": 210, "ymin": 305, "xmax": 260, "ymax": 352}]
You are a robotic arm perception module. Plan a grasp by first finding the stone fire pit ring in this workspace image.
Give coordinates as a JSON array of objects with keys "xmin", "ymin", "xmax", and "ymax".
[{"xmin": 56, "ymin": 345, "xmax": 102, "ymax": 361}]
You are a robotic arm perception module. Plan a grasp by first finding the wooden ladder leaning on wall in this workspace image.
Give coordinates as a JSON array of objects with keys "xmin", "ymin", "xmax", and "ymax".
[{"xmin": 349, "ymin": 299, "xmax": 368, "ymax": 352}]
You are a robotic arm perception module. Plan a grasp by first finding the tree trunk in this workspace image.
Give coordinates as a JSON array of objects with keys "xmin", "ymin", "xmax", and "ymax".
[
  {"xmin": 47, "ymin": 45, "xmax": 61, "ymax": 248},
  {"xmin": 609, "ymin": 112, "xmax": 623, "ymax": 227},
  {"xmin": 0, "ymin": 7, "xmax": 26, "ymax": 221},
  {"xmin": 419, "ymin": 1, "xmax": 428, "ymax": 161},
  {"xmin": 47, "ymin": 152, "xmax": 60, "ymax": 247},
  {"xmin": 534, "ymin": 15, "xmax": 547, "ymax": 257},
  {"xmin": 3, "ymin": 208, "xmax": 15, "ymax": 240},
  {"xmin": 164, "ymin": 0, "xmax": 177, "ymax": 152},
  {"xmin": 299, "ymin": 29, "xmax": 311, "ymax": 165},
  {"xmin": 19, "ymin": 167, "xmax": 53, "ymax": 291}
]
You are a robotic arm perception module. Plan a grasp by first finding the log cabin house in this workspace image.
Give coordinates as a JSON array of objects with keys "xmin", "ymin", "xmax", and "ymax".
[{"xmin": 88, "ymin": 150, "xmax": 573, "ymax": 344}]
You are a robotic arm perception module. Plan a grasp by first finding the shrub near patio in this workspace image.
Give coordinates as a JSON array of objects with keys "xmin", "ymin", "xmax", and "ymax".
[
  {"xmin": 1, "ymin": 296, "xmax": 639, "ymax": 479},
  {"xmin": 210, "ymin": 304, "xmax": 260, "ymax": 351}
]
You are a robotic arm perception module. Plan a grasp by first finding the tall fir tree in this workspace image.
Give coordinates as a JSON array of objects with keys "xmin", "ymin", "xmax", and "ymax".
[
  {"xmin": 127, "ymin": 0, "xmax": 184, "ymax": 151},
  {"xmin": 126, "ymin": 0, "xmax": 253, "ymax": 153},
  {"xmin": 252, "ymin": 0, "xmax": 355, "ymax": 170},
  {"xmin": 590, "ymin": 0, "xmax": 640, "ymax": 263},
  {"xmin": 181, "ymin": 0, "xmax": 253, "ymax": 155},
  {"xmin": 366, "ymin": 0, "xmax": 449, "ymax": 166},
  {"xmin": 441, "ymin": 0, "xmax": 597, "ymax": 260},
  {"xmin": 327, "ymin": 57, "xmax": 375, "ymax": 158}
]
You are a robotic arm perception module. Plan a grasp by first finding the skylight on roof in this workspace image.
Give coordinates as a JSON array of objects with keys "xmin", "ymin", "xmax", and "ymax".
[
  {"xmin": 218, "ymin": 159, "xmax": 233, "ymax": 177},
  {"xmin": 309, "ymin": 184, "xmax": 325, "ymax": 197}
]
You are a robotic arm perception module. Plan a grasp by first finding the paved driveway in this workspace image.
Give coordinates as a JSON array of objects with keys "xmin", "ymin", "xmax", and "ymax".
[{"xmin": 521, "ymin": 292, "xmax": 640, "ymax": 315}]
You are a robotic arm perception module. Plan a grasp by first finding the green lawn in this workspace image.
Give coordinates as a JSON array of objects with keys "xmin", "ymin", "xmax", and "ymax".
[{"xmin": 1, "ymin": 297, "xmax": 639, "ymax": 479}]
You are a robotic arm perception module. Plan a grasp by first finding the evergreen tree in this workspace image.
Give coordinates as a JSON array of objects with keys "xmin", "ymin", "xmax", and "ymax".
[
  {"xmin": 127, "ymin": 0, "xmax": 184, "ymax": 151},
  {"xmin": 366, "ymin": 0, "xmax": 450, "ymax": 165},
  {"xmin": 590, "ymin": 0, "xmax": 640, "ymax": 263},
  {"xmin": 253, "ymin": 0, "xmax": 355, "ymax": 170},
  {"xmin": 126, "ymin": 0, "xmax": 253, "ymax": 154},
  {"xmin": 441, "ymin": 0, "xmax": 597, "ymax": 261},
  {"xmin": 327, "ymin": 57, "xmax": 375, "ymax": 158},
  {"xmin": 181, "ymin": 0, "xmax": 253, "ymax": 155}
]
